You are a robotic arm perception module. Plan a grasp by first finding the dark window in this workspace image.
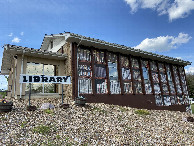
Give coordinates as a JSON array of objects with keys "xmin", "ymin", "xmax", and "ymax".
[
  {"xmin": 141, "ymin": 60, "xmax": 152, "ymax": 94},
  {"xmin": 108, "ymin": 52, "xmax": 121, "ymax": 94},
  {"xmin": 93, "ymin": 50, "xmax": 107, "ymax": 94},
  {"xmin": 150, "ymin": 61, "xmax": 160, "ymax": 94},
  {"xmin": 77, "ymin": 48, "xmax": 92, "ymax": 94},
  {"xmin": 131, "ymin": 57, "xmax": 142, "ymax": 94},
  {"xmin": 121, "ymin": 56, "xmax": 132, "ymax": 94}
]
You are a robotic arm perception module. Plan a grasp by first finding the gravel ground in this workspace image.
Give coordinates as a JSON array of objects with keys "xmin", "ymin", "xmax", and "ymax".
[{"xmin": 0, "ymin": 97, "xmax": 194, "ymax": 145}]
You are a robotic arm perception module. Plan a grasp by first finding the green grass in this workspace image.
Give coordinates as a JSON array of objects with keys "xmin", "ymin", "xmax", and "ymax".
[
  {"xmin": 191, "ymin": 104, "xmax": 194, "ymax": 114},
  {"xmin": 91, "ymin": 106, "xmax": 108, "ymax": 115},
  {"xmin": 44, "ymin": 109, "xmax": 53, "ymax": 114},
  {"xmin": 33, "ymin": 125, "xmax": 51, "ymax": 135},
  {"xmin": 21, "ymin": 121, "xmax": 28, "ymax": 128},
  {"xmin": 134, "ymin": 109, "xmax": 150, "ymax": 115},
  {"xmin": 119, "ymin": 106, "xmax": 128, "ymax": 112}
]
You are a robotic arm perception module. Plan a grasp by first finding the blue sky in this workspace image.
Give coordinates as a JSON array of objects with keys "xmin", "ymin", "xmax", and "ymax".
[{"xmin": 0, "ymin": 0, "xmax": 194, "ymax": 90}]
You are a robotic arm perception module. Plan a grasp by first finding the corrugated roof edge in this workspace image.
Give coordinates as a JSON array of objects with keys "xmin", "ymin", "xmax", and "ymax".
[
  {"xmin": 3, "ymin": 44, "xmax": 67, "ymax": 57},
  {"xmin": 68, "ymin": 32, "xmax": 192, "ymax": 66},
  {"xmin": 41, "ymin": 32, "xmax": 192, "ymax": 66}
]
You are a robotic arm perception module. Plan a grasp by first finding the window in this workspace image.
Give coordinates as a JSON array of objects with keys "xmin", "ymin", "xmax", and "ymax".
[
  {"xmin": 172, "ymin": 66, "xmax": 182, "ymax": 95},
  {"xmin": 93, "ymin": 50, "xmax": 107, "ymax": 94},
  {"xmin": 141, "ymin": 60, "xmax": 152, "ymax": 94},
  {"xmin": 158, "ymin": 63, "xmax": 169, "ymax": 95},
  {"xmin": 155, "ymin": 95, "xmax": 163, "ymax": 106},
  {"xmin": 108, "ymin": 52, "xmax": 121, "ymax": 94},
  {"xmin": 131, "ymin": 57, "xmax": 142, "ymax": 94},
  {"xmin": 166, "ymin": 65, "xmax": 175, "ymax": 94},
  {"xmin": 179, "ymin": 66, "xmax": 188, "ymax": 95},
  {"xmin": 25, "ymin": 62, "xmax": 55, "ymax": 94},
  {"xmin": 121, "ymin": 56, "xmax": 132, "ymax": 94},
  {"xmin": 150, "ymin": 61, "xmax": 161, "ymax": 95},
  {"xmin": 77, "ymin": 48, "xmax": 92, "ymax": 94}
]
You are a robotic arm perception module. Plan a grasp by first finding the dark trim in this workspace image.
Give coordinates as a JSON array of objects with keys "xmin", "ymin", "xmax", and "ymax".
[
  {"xmin": 105, "ymin": 51, "xmax": 110, "ymax": 94},
  {"xmin": 129, "ymin": 56, "xmax": 135, "ymax": 94},
  {"xmin": 177, "ymin": 65, "xmax": 184, "ymax": 96},
  {"xmin": 139, "ymin": 58, "xmax": 145, "ymax": 95},
  {"xmin": 81, "ymin": 94, "xmax": 186, "ymax": 112},
  {"xmin": 62, "ymin": 46, "xmax": 64, "ymax": 54},
  {"xmin": 75, "ymin": 43, "xmax": 78, "ymax": 98},
  {"xmin": 91, "ymin": 49, "xmax": 96, "ymax": 95},
  {"xmin": 170, "ymin": 64, "xmax": 177, "ymax": 95},
  {"xmin": 118, "ymin": 54, "xmax": 124, "ymax": 95},
  {"xmin": 183, "ymin": 66, "xmax": 189, "ymax": 96},
  {"xmin": 164, "ymin": 63, "xmax": 171, "ymax": 96},
  {"xmin": 54, "ymin": 65, "xmax": 56, "ymax": 93},
  {"xmin": 148, "ymin": 60, "xmax": 154, "ymax": 95}
]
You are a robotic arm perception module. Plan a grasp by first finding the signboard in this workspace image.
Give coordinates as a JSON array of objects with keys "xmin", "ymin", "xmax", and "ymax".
[{"xmin": 20, "ymin": 74, "xmax": 71, "ymax": 84}]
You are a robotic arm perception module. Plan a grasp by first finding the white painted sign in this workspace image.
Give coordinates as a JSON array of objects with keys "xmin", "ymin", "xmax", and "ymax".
[{"xmin": 20, "ymin": 74, "xmax": 71, "ymax": 84}]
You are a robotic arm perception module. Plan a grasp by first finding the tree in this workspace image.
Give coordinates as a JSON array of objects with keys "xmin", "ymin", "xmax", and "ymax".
[{"xmin": 186, "ymin": 73, "xmax": 194, "ymax": 98}]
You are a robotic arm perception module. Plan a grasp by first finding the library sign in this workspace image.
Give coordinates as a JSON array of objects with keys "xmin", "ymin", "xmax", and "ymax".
[{"xmin": 20, "ymin": 74, "xmax": 71, "ymax": 84}]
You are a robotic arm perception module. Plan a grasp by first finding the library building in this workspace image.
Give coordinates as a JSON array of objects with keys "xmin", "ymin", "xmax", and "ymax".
[{"xmin": 1, "ymin": 32, "xmax": 192, "ymax": 112}]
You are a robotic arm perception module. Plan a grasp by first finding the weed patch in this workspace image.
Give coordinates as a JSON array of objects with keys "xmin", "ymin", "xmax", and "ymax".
[
  {"xmin": 44, "ymin": 109, "xmax": 53, "ymax": 114},
  {"xmin": 33, "ymin": 125, "xmax": 51, "ymax": 135},
  {"xmin": 135, "ymin": 109, "xmax": 150, "ymax": 115}
]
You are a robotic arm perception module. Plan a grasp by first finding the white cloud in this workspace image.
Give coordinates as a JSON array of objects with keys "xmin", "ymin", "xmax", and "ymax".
[
  {"xmin": 20, "ymin": 32, "xmax": 24, "ymax": 36},
  {"xmin": 175, "ymin": 57, "xmax": 182, "ymax": 60},
  {"xmin": 12, "ymin": 37, "xmax": 21, "ymax": 43},
  {"xmin": 8, "ymin": 33, "xmax": 13, "ymax": 37},
  {"xmin": 185, "ymin": 67, "xmax": 194, "ymax": 74},
  {"xmin": 134, "ymin": 33, "xmax": 192, "ymax": 52},
  {"xmin": 124, "ymin": 0, "xmax": 194, "ymax": 21},
  {"xmin": 168, "ymin": 0, "xmax": 194, "ymax": 21}
]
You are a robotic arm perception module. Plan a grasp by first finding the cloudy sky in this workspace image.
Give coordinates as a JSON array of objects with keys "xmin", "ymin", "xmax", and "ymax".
[{"xmin": 0, "ymin": 0, "xmax": 194, "ymax": 90}]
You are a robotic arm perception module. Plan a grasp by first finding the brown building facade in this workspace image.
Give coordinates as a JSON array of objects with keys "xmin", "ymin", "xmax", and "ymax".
[{"xmin": 1, "ymin": 32, "xmax": 192, "ymax": 112}]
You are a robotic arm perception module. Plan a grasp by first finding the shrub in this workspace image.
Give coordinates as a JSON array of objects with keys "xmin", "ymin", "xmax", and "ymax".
[{"xmin": 134, "ymin": 109, "xmax": 150, "ymax": 115}]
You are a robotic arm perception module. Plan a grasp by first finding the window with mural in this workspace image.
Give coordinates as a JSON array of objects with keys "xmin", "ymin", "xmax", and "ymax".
[
  {"xmin": 77, "ymin": 48, "xmax": 92, "ymax": 94},
  {"xmin": 141, "ymin": 60, "xmax": 152, "ymax": 94},
  {"xmin": 108, "ymin": 52, "xmax": 121, "ymax": 94},
  {"xmin": 131, "ymin": 57, "xmax": 142, "ymax": 94},
  {"xmin": 25, "ymin": 63, "xmax": 55, "ymax": 94},
  {"xmin": 158, "ymin": 63, "xmax": 169, "ymax": 95},
  {"xmin": 179, "ymin": 66, "xmax": 188, "ymax": 95},
  {"xmin": 150, "ymin": 61, "xmax": 161, "ymax": 95},
  {"xmin": 172, "ymin": 66, "xmax": 182, "ymax": 95},
  {"xmin": 166, "ymin": 65, "xmax": 176, "ymax": 95},
  {"xmin": 93, "ymin": 50, "xmax": 107, "ymax": 94},
  {"xmin": 121, "ymin": 56, "xmax": 132, "ymax": 94}
]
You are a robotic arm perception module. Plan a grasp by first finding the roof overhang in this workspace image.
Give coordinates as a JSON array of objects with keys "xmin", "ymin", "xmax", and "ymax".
[
  {"xmin": 65, "ymin": 33, "xmax": 192, "ymax": 66},
  {"xmin": 40, "ymin": 33, "xmax": 70, "ymax": 51},
  {"xmin": 1, "ymin": 44, "xmax": 67, "ymax": 75}
]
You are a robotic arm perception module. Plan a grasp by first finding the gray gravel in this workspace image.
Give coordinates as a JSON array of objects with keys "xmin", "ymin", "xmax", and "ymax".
[{"xmin": 0, "ymin": 97, "xmax": 194, "ymax": 145}]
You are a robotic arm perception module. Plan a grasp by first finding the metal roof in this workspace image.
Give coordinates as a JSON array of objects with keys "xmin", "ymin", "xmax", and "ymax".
[
  {"xmin": 1, "ymin": 44, "xmax": 67, "ymax": 75},
  {"xmin": 41, "ymin": 32, "xmax": 192, "ymax": 66}
]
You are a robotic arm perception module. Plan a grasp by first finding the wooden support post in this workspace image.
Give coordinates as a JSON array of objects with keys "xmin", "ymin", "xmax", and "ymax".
[
  {"xmin": 157, "ymin": 62, "xmax": 163, "ymax": 96},
  {"xmin": 177, "ymin": 65, "xmax": 184, "ymax": 96},
  {"xmin": 118, "ymin": 54, "xmax": 124, "ymax": 95},
  {"xmin": 183, "ymin": 66, "xmax": 189, "ymax": 96},
  {"xmin": 139, "ymin": 58, "xmax": 145, "ymax": 95},
  {"xmin": 170, "ymin": 64, "xmax": 178, "ymax": 96},
  {"xmin": 164, "ymin": 63, "xmax": 171, "ymax": 96},
  {"xmin": 129, "ymin": 56, "xmax": 135, "ymax": 95},
  {"xmin": 91, "ymin": 49, "xmax": 96, "ymax": 95},
  {"xmin": 105, "ymin": 51, "xmax": 110, "ymax": 94},
  {"xmin": 148, "ymin": 60, "xmax": 154, "ymax": 95}
]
